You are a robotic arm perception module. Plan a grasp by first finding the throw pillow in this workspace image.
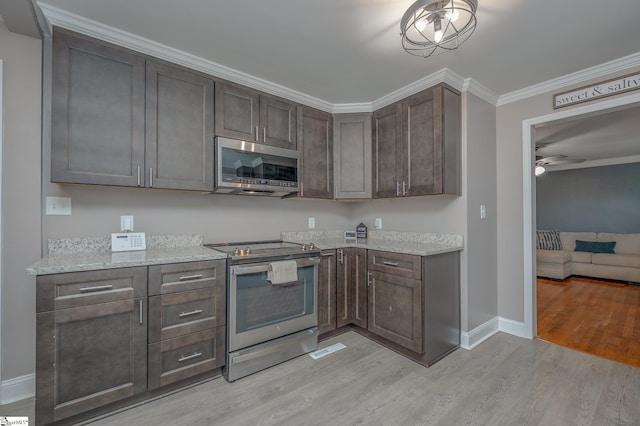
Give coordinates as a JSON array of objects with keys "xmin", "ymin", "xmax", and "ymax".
[
  {"xmin": 536, "ymin": 230, "xmax": 563, "ymax": 250},
  {"xmin": 574, "ymin": 240, "xmax": 616, "ymax": 254}
]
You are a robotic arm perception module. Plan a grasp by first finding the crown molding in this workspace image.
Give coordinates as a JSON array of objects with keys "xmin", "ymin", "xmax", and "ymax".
[
  {"xmin": 40, "ymin": 4, "xmax": 498, "ymax": 113},
  {"xmin": 497, "ymin": 52, "xmax": 640, "ymax": 106}
]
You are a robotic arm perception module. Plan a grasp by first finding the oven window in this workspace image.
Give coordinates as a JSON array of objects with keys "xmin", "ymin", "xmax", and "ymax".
[{"xmin": 235, "ymin": 264, "xmax": 315, "ymax": 334}]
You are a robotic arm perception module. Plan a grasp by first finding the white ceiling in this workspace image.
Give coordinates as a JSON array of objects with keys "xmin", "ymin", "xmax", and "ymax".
[{"xmin": 36, "ymin": 0, "xmax": 640, "ymax": 104}]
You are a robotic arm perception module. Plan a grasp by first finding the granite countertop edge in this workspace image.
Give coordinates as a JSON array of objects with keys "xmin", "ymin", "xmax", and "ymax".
[{"xmin": 282, "ymin": 237, "xmax": 464, "ymax": 256}]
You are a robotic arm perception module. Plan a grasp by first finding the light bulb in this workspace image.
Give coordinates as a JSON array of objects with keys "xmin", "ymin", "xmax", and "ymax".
[
  {"xmin": 446, "ymin": 9, "xmax": 459, "ymax": 22},
  {"xmin": 415, "ymin": 18, "xmax": 427, "ymax": 32},
  {"xmin": 434, "ymin": 30, "xmax": 444, "ymax": 43},
  {"xmin": 535, "ymin": 165, "xmax": 545, "ymax": 176}
]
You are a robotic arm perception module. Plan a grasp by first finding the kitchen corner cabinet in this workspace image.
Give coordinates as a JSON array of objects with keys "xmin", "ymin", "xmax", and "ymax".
[
  {"xmin": 297, "ymin": 106, "xmax": 333, "ymax": 199},
  {"xmin": 337, "ymin": 248, "xmax": 368, "ymax": 328},
  {"xmin": 317, "ymin": 250, "xmax": 337, "ymax": 334},
  {"xmin": 372, "ymin": 84, "xmax": 461, "ymax": 198},
  {"xmin": 333, "ymin": 113, "xmax": 372, "ymax": 199},
  {"xmin": 215, "ymin": 82, "xmax": 298, "ymax": 150},
  {"xmin": 51, "ymin": 29, "xmax": 215, "ymax": 191},
  {"xmin": 36, "ymin": 267, "xmax": 148, "ymax": 425}
]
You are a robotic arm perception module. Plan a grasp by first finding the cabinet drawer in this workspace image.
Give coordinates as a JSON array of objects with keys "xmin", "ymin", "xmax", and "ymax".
[
  {"xmin": 148, "ymin": 287, "xmax": 225, "ymax": 342},
  {"xmin": 148, "ymin": 326, "xmax": 225, "ymax": 390},
  {"xmin": 36, "ymin": 267, "xmax": 147, "ymax": 313},
  {"xmin": 148, "ymin": 260, "xmax": 225, "ymax": 296},
  {"xmin": 367, "ymin": 250, "xmax": 422, "ymax": 280}
]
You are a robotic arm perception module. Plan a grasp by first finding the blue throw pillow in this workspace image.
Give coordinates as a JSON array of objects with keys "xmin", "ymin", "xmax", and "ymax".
[{"xmin": 574, "ymin": 240, "xmax": 616, "ymax": 254}]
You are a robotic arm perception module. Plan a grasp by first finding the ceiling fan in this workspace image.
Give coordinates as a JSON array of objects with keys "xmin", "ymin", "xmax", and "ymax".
[{"xmin": 535, "ymin": 153, "xmax": 585, "ymax": 176}]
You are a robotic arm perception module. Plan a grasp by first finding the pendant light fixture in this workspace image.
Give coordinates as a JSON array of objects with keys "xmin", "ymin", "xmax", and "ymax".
[{"xmin": 401, "ymin": 0, "xmax": 477, "ymax": 58}]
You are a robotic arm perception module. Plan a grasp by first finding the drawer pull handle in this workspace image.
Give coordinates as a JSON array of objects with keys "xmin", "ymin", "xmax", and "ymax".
[
  {"xmin": 179, "ymin": 309, "xmax": 203, "ymax": 318},
  {"xmin": 179, "ymin": 352, "xmax": 202, "ymax": 363},
  {"xmin": 178, "ymin": 274, "xmax": 203, "ymax": 281},
  {"xmin": 79, "ymin": 284, "xmax": 113, "ymax": 293},
  {"xmin": 383, "ymin": 261, "xmax": 399, "ymax": 267}
]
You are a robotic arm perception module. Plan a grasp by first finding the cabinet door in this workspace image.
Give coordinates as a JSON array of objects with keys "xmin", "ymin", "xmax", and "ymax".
[
  {"xmin": 333, "ymin": 113, "xmax": 372, "ymax": 199},
  {"xmin": 260, "ymin": 95, "xmax": 297, "ymax": 149},
  {"xmin": 372, "ymin": 102, "xmax": 402, "ymax": 198},
  {"xmin": 298, "ymin": 106, "xmax": 333, "ymax": 199},
  {"xmin": 317, "ymin": 250, "xmax": 337, "ymax": 334},
  {"xmin": 146, "ymin": 61, "xmax": 214, "ymax": 191},
  {"xmin": 51, "ymin": 30, "xmax": 145, "ymax": 186},
  {"xmin": 36, "ymin": 298, "xmax": 147, "ymax": 424},
  {"xmin": 368, "ymin": 271, "xmax": 422, "ymax": 352},
  {"xmin": 336, "ymin": 248, "xmax": 367, "ymax": 328},
  {"xmin": 214, "ymin": 82, "xmax": 260, "ymax": 141}
]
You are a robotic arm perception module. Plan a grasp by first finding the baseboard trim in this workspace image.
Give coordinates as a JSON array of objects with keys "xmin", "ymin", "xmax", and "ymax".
[
  {"xmin": 461, "ymin": 317, "xmax": 500, "ymax": 350},
  {"xmin": 461, "ymin": 316, "xmax": 529, "ymax": 350},
  {"xmin": 0, "ymin": 374, "xmax": 35, "ymax": 404}
]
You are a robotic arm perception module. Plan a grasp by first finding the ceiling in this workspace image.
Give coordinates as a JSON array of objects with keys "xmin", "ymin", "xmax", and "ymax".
[{"xmin": 34, "ymin": 0, "xmax": 640, "ymax": 104}]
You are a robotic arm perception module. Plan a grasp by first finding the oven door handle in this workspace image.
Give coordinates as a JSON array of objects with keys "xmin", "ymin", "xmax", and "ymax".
[{"xmin": 231, "ymin": 257, "xmax": 320, "ymax": 276}]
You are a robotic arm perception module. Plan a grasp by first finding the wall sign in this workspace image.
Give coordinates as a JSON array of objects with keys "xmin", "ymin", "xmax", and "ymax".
[{"xmin": 553, "ymin": 72, "xmax": 640, "ymax": 109}]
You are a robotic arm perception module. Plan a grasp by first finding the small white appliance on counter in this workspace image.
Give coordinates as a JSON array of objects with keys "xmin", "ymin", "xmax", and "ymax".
[{"xmin": 111, "ymin": 232, "xmax": 146, "ymax": 252}]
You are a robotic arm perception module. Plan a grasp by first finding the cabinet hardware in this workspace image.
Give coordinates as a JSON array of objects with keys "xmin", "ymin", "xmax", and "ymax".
[
  {"xmin": 300, "ymin": 181, "xmax": 304, "ymax": 197},
  {"xmin": 388, "ymin": 305, "xmax": 393, "ymax": 312},
  {"xmin": 178, "ymin": 274, "xmax": 203, "ymax": 281},
  {"xmin": 396, "ymin": 182, "xmax": 401, "ymax": 196},
  {"xmin": 149, "ymin": 168, "xmax": 153, "ymax": 187},
  {"xmin": 137, "ymin": 165, "xmax": 141, "ymax": 187},
  {"xmin": 79, "ymin": 284, "xmax": 113, "ymax": 293},
  {"xmin": 338, "ymin": 249, "xmax": 344, "ymax": 264},
  {"xmin": 179, "ymin": 352, "xmax": 202, "ymax": 362},
  {"xmin": 139, "ymin": 300, "xmax": 143, "ymax": 325},
  {"xmin": 321, "ymin": 252, "xmax": 335, "ymax": 257},
  {"xmin": 255, "ymin": 126, "xmax": 259, "ymax": 141},
  {"xmin": 263, "ymin": 127, "xmax": 266, "ymax": 143},
  {"xmin": 179, "ymin": 309, "xmax": 203, "ymax": 318},
  {"xmin": 402, "ymin": 181, "xmax": 407, "ymax": 196},
  {"xmin": 383, "ymin": 261, "xmax": 399, "ymax": 267},
  {"xmin": 367, "ymin": 271, "xmax": 372, "ymax": 287}
]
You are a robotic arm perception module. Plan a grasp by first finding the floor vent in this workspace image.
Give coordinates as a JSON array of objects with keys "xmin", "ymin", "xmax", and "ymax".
[{"xmin": 309, "ymin": 343, "xmax": 346, "ymax": 359}]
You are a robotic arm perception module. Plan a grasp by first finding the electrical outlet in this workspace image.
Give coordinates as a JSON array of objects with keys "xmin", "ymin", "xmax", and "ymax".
[
  {"xmin": 45, "ymin": 197, "xmax": 72, "ymax": 215},
  {"xmin": 121, "ymin": 215, "xmax": 134, "ymax": 232},
  {"xmin": 308, "ymin": 217, "xmax": 316, "ymax": 229},
  {"xmin": 480, "ymin": 205, "xmax": 486, "ymax": 219},
  {"xmin": 374, "ymin": 218, "xmax": 382, "ymax": 229}
]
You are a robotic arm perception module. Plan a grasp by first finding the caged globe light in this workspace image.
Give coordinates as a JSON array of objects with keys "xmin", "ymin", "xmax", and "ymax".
[{"xmin": 400, "ymin": 0, "xmax": 477, "ymax": 58}]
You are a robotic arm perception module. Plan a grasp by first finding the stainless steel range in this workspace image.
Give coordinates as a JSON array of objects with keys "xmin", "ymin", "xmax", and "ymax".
[{"xmin": 206, "ymin": 240, "xmax": 320, "ymax": 382}]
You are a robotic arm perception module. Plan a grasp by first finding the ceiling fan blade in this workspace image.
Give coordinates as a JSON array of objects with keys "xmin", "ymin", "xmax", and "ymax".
[{"xmin": 544, "ymin": 158, "xmax": 586, "ymax": 165}]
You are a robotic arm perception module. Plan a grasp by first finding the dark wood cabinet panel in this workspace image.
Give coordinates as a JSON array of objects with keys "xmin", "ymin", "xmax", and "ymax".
[
  {"xmin": 148, "ymin": 260, "xmax": 225, "ymax": 296},
  {"xmin": 36, "ymin": 297, "xmax": 147, "ymax": 425},
  {"xmin": 372, "ymin": 84, "xmax": 461, "ymax": 198},
  {"xmin": 333, "ymin": 113, "xmax": 372, "ymax": 199},
  {"xmin": 51, "ymin": 30, "xmax": 145, "ymax": 187},
  {"xmin": 215, "ymin": 82, "xmax": 297, "ymax": 149},
  {"xmin": 368, "ymin": 271, "xmax": 422, "ymax": 352},
  {"xmin": 368, "ymin": 250, "xmax": 422, "ymax": 280},
  {"xmin": 298, "ymin": 106, "xmax": 333, "ymax": 198},
  {"xmin": 336, "ymin": 248, "xmax": 367, "ymax": 328},
  {"xmin": 146, "ymin": 61, "xmax": 214, "ymax": 191},
  {"xmin": 317, "ymin": 250, "xmax": 337, "ymax": 334}
]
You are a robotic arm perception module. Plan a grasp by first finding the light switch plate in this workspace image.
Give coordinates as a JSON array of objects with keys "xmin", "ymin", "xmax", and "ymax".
[
  {"xmin": 121, "ymin": 215, "xmax": 134, "ymax": 232},
  {"xmin": 45, "ymin": 197, "xmax": 72, "ymax": 215},
  {"xmin": 374, "ymin": 218, "xmax": 382, "ymax": 229},
  {"xmin": 308, "ymin": 217, "xmax": 316, "ymax": 229}
]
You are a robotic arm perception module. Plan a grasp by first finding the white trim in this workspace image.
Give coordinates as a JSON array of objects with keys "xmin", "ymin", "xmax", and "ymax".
[
  {"xmin": 521, "ymin": 91, "xmax": 640, "ymax": 340},
  {"xmin": 460, "ymin": 317, "xmax": 499, "ymax": 350},
  {"xmin": 498, "ymin": 52, "xmax": 640, "ymax": 106},
  {"xmin": 498, "ymin": 317, "xmax": 527, "ymax": 338},
  {"xmin": 0, "ymin": 59, "xmax": 3, "ymax": 396},
  {"xmin": 0, "ymin": 374, "xmax": 35, "ymax": 404}
]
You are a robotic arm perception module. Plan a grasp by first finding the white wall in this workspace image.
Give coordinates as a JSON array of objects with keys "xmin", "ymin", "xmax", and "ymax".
[{"xmin": 0, "ymin": 22, "xmax": 42, "ymax": 383}]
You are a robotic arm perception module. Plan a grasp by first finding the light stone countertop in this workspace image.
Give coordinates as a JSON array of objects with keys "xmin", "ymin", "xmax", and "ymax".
[
  {"xmin": 281, "ymin": 230, "xmax": 464, "ymax": 256},
  {"xmin": 26, "ymin": 235, "xmax": 227, "ymax": 276}
]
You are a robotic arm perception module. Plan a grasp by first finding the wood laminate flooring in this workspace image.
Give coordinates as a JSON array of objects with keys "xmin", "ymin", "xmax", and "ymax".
[
  {"xmin": 537, "ymin": 276, "xmax": 640, "ymax": 368},
  {"xmin": 2, "ymin": 331, "xmax": 639, "ymax": 425}
]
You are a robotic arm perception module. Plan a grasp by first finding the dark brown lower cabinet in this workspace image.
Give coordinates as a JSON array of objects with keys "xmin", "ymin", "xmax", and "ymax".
[
  {"xmin": 317, "ymin": 250, "xmax": 337, "ymax": 334},
  {"xmin": 36, "ymin": 267, "xmax": 148, "ymax": 425},
  {"xmin": 336, "ymin": 248, "xmax": 368, "ymax": 328}
]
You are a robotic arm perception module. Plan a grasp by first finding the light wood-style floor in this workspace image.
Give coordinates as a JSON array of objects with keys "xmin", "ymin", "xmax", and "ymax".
[
  {"xmin": 3, "ymin": 331, "xmax": 639, "ymax": 425},
  {"xmin": 537, "ymin": 276, "xmax": 640, "ymax": 368}
]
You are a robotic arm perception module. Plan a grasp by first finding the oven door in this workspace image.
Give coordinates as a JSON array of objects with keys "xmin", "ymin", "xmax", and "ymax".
[{"xmin": 228, "ymin": 257, "xmax": 319, "ymax": 352}]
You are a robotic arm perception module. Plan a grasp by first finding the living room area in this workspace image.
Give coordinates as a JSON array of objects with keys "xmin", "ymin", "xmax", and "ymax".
[{"xmin": 534, "ymin": 108, "xmax": 640, "ymax": 367}]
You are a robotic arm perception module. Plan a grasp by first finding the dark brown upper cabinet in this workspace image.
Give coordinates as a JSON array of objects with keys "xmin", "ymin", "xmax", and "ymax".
[{"xmin": 297, "ymin": 105, "xmax": 333, "ymax": 198}]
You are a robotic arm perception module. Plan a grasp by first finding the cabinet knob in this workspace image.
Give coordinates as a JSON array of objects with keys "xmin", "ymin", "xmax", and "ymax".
[{"xmin": 388, "ymin": 305, "xmax": 393, "ymax": 312}]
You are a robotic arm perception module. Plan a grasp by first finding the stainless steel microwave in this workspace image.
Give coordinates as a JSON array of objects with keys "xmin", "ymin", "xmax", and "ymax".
[{"xmin": 214, "ymin": 137, "xmax": 299, "ymax": 197}]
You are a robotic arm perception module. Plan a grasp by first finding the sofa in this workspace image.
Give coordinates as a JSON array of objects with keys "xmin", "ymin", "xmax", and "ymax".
[{"xmin": 536, "ymin": 231, "xmax": 640, "ymax": 283}]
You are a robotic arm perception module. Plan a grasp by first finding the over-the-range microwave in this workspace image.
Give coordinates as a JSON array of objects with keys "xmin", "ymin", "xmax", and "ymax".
[{"xmin": 213, "ymin": 137, "xmax": 299, "ymax": 197}]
